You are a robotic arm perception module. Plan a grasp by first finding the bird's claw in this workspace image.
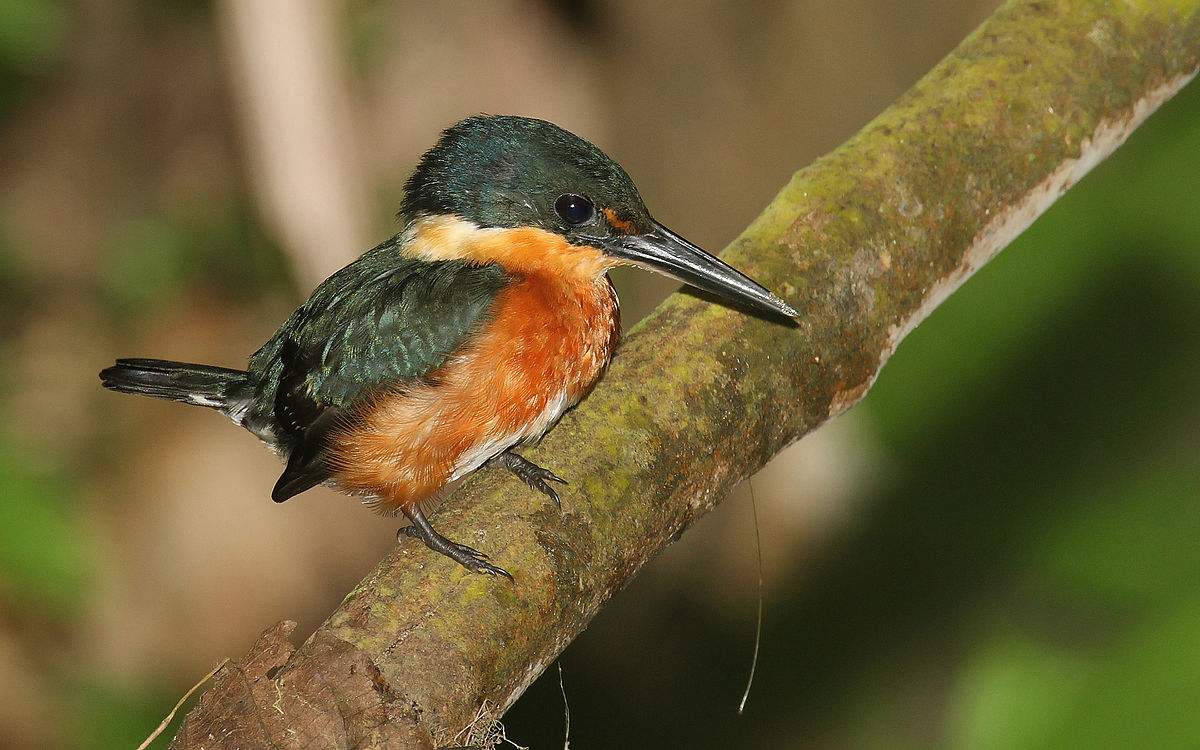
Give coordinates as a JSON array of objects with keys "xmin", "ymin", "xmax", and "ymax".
[
  {"xmin": 488, "ymin": 451, "xmax": 568, "ymax": 509},
  {"xmin": 398, "ymin": 525, "xmax": 488, "ymax": 557},
  {"xmin": 397, "ymin": 519, "xmax": 512, "ymax": 580},
  {"xmin": 471, "ymin": 559, "xmax": 514, "ymax": 581}
]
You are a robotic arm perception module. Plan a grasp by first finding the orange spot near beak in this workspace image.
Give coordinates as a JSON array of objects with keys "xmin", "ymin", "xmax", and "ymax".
[{"xmin": 601, "ymin": 207, "xmax": 639, "ymax": 235}]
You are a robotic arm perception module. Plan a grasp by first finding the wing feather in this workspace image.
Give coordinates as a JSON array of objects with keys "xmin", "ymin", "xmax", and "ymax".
[{"xmin": 247, "ymin": 236, "xmax": 512, "ymax": 500}]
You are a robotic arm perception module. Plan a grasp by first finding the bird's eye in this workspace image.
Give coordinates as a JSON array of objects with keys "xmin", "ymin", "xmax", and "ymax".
[{"xmin": 554, "ymin": 193, "xmax": 595, "ymax": 225}]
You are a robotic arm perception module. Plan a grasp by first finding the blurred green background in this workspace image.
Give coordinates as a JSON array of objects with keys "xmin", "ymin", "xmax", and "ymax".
[{"xmin": 1, "ymin": 1, "xmax": 1197, "ymax": 748}]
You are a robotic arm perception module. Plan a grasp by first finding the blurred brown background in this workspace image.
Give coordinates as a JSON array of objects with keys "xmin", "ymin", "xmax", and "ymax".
[{"xmin": 4, "ymin": 1, "xmax": 1200, "ymax": 748}]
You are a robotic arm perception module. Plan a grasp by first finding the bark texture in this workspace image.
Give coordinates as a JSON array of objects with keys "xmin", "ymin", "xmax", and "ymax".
[{"xmin": 172, "ymin": 1, "xmax": 1200, "ymax": 747}]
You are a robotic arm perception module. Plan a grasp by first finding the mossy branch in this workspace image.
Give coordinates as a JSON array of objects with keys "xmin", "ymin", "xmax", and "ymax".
[{"xmin": 170, "ymin": 1, "xmax": 1200, "ymax": 747}]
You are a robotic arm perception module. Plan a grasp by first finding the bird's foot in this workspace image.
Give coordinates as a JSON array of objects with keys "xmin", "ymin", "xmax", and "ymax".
[
  {"xmin": 487, "ymin": 450, "xmax": 567, "ymax": 509},
  {"xmin": 398, "ymin": 508, "xmax": 512, "ymax": 581}
]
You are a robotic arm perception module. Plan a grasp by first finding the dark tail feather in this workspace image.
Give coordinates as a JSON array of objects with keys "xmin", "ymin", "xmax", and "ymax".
[{"xmin": 99, "ymin": 358, "xmax": 251, "ymax": 414}]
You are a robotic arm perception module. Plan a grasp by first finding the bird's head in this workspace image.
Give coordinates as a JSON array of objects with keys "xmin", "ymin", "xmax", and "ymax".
[{"xmin": 399, "ymin": 115, "xmax": 797, "ymax": 319}]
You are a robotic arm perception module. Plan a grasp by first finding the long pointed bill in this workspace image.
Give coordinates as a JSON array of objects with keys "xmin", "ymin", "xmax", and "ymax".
[{"xmin": 603, "ymin": 221, "xmax": 799, "ymax": 319}]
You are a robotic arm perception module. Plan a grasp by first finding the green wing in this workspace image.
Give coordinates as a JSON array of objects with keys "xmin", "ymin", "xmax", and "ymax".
[{"xmin": 246, "ymin": 236, "xmax": 512, "ymax": 500}]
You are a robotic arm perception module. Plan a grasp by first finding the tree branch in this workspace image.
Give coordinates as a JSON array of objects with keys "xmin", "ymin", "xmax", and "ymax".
[{"xmin": 171, "ymin": 1, "xmax": 1200, "ymax": 747}]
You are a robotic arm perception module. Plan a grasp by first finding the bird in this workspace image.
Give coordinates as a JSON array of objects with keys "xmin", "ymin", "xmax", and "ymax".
[{"xmin": 100, "ymin": 115, "xmax": 797, "ymax": 580}]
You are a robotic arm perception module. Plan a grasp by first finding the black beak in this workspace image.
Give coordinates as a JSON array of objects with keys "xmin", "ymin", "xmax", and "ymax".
[{"xmin": 602, "ymin": 221, "xmax": 798, "ymax": 319}]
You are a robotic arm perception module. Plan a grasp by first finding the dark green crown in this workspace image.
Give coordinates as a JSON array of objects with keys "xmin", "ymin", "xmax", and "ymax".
[{"xmin": 400, "ymin": 116, "xmax": 652, "ymax": 237}]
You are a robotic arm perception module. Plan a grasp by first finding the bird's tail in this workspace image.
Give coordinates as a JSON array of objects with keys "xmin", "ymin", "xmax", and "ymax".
[{"xmin": 99, "ymin": 358, "xmax": 252, "ymax": 417}]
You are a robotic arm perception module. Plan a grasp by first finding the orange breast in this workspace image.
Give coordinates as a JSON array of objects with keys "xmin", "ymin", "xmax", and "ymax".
[{"xmin": 329, "ymin": 267, "xmax": 619, "ymax": 514}]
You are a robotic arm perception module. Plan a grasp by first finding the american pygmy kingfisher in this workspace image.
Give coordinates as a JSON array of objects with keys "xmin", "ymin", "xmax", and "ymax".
[{"xmin": 100, "ymin": 115, "xmax": 797, "ymax": 579}]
